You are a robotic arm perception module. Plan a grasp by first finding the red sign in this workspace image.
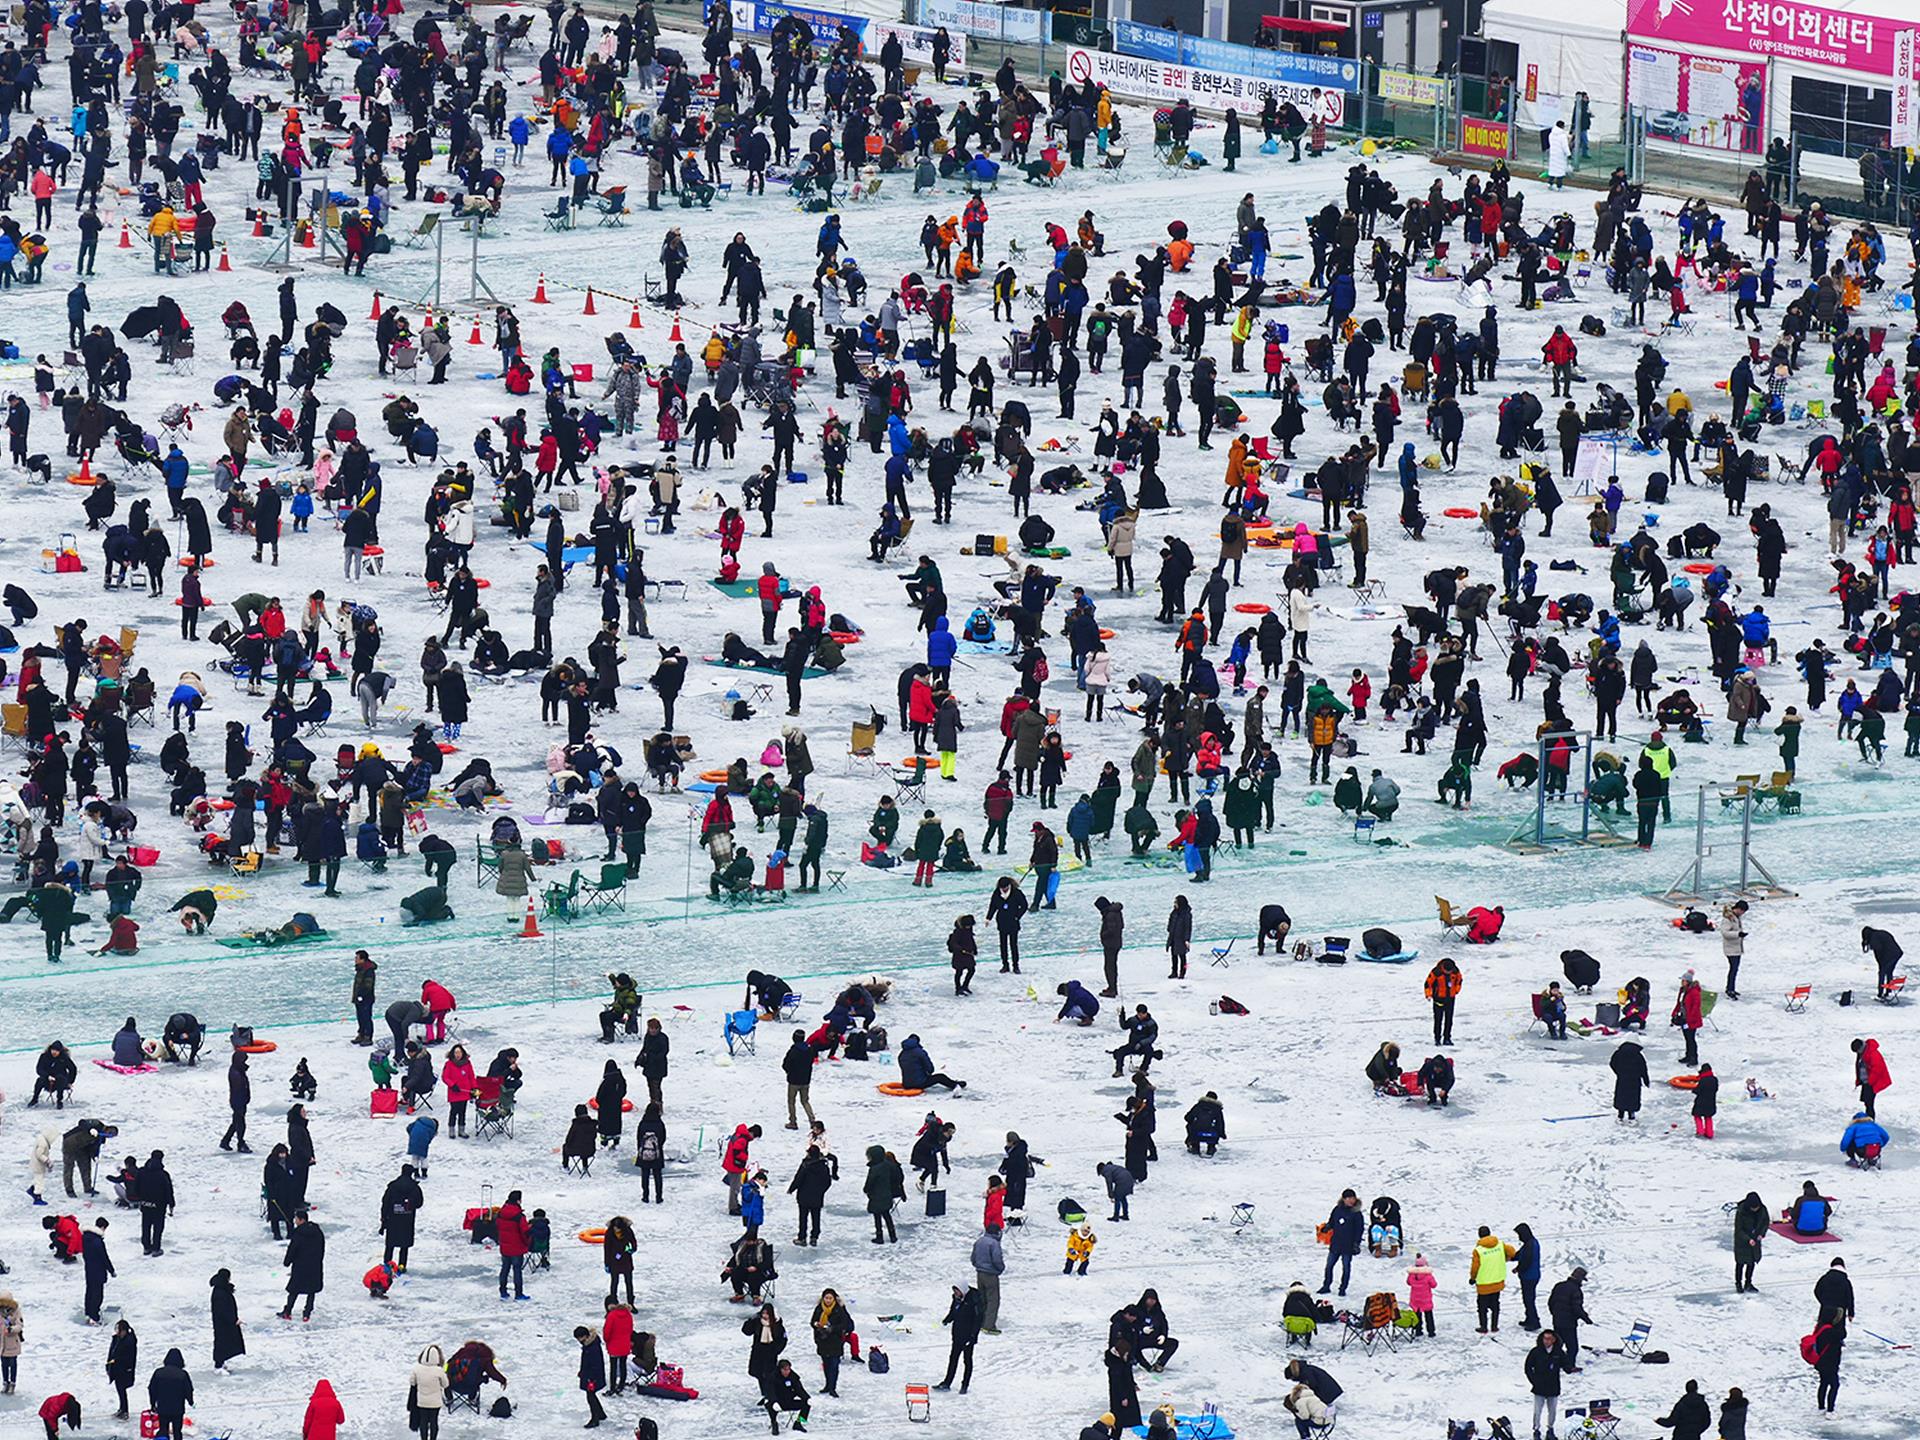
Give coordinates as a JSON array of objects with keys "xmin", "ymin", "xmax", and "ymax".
[
  {"xmin": 1524, "ymin": 63, "xmax": 1538, "ymax": 102},
  {"xmin": 1461, "ymin": 116, "xmax": 1510, "ymax": 158}
]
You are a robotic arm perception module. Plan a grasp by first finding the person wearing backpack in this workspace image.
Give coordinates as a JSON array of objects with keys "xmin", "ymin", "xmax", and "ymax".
[{"xmin": 1804, "ymin": 1316, "xmax": 1845, "ymax": 1411}]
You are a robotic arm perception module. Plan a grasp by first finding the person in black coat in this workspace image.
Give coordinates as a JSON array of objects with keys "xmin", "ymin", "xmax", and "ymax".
[
  {"xmin": 1610, "ymin": 1040, "xmax": 1650, "ymax": 1120},
  {"xmin": 263, "ymin": 1145, "xmax": 297, "ymax": 1239},
  {"xmin": 137, "ymin": 1151, "xmax": 175, "ymax": 1254},
  {"xmin": 209, "ymin": 1269, "xmax": 244, "ymax": 1369},
  {"xmin": 788, "ymin": 1146, "xmax": 834, "ymax": 1246},
  {"xmin": 1525, "ymin": 1331, "xmax": 1571, "ymax": 1437},
  {"xmin": 573, "ymin": 1325, "xmax": 608, "ymax": 1428},
  {"xmin": 1546, "ymin": 1267, "xmax": 1591, "ymax": 1367},
  {"xmin": 593, "ymin": 1060, "xmax": 627, "ymax": 1147},
  {"xmin": 1815, "ymin": 1258, "xmax": 1855, "ymax": 1322},
  {"xmin": 636, "ymin": 1017, "xmax": 670, "ymax": 1107},
  {"xmin": 147, "ymin": 1347, "xmax": 194, "ymax": 1439},
  {"xmin": 781, "ymin": 1031, "xmax": 817, "ymax": 1130},
  {"xmin": 743, "ymin": 1303, "xmax": 787, "ymax": 1410},
  {"xmin": 1183, "ymin": 1093, "xmax": 1226, "ymax": 1154},
  {"xmin": 286, "ymin": 1105, "xmax": 316, "ymax": 1208},
  {"xmin": 220, "ymin": 1051, "xmax": 251, "ymax": 1152},
  {"xmin": 763, "ymin": 1360, "xmax": 810, "ymax": 1433},
  {"xmin": 1104, "ymin": 1333, "xmax": 1142, "ymax": 1429},
  {"xmin": 1001, "ymin": 1132, "xmax": 1035, "ymax": 1217},
  {"xmin": 936, "ymin": 1284, "xmax": 982, "ymax": 1392},
  {"xmin": 379, "ymin": 1165, "xmax": 424, "ymax": 1268},
  {"xmin": 82, "ymin": 1217, "xmax": 115, "ymax": 1321},
  {"xmin": 1812, "ymin": 1315, "xmax": 1845, "ymax": 1412},
  {"xmin": 1658, "ymin": 1377, "xmax": 1715, "ymax": 1436},
  {"xmin": 107, "ymin": 1320, "xmax": 138, "ymax": 1416},
  {"xmin": 279, "ymin": 1211, "xmax": 325, "ymax": 1320}
]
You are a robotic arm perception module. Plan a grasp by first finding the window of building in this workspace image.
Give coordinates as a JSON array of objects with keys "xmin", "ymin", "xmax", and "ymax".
[{"xmin": 1788, "ymin": 75, "xmax": 1889, "ymax": 159}]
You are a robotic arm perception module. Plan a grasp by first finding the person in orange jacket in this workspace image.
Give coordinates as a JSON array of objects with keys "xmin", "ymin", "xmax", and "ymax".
[{"xmin": 1424, "ymin": 957, "xmax": 1462, "ymax": 1044}]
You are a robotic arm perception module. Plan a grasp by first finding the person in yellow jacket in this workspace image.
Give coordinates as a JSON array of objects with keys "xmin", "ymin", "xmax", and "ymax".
[
  {"xmin": 1095, "ymin": 92, "xmax": 1114, "ymax": 153},
  {"xmin": 1469, "ymin": 1226, "xmax": 1517, "ymax": 1333},
  {"xmin": 1063, "ymin": 1222, "xmax": 1097, "ymax": 1276},
  {"xmin": 148, "ymin": 206, "xmax": 178, "ymax": 276},
  {"xmin": 702, "ymin": 331, "xmax": 728, "ymax": 372},
  {"xmin": 1229, "ymin": 306, "xmax": 1256, "ymax": 373}
]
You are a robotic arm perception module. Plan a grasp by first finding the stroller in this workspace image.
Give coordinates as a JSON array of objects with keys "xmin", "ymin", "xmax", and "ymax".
[{"xmin": 1368, "ymin": 1195, "xmax": 1404, "ymax": 1256}]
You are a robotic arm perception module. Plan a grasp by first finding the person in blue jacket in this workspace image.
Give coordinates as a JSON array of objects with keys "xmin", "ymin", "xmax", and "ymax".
[
  {"xmin": 1326, "ymin": 268, "xmax": 1356, "ymax": 333},
  {"xmin": 405, "ymin": 1113, "xmax": 439, "ymax": 1177},
  {"xmin": 1056, "ymin": 980, "xmax": 1100, "ymax": 1025},
  {"xmin": 1790, "ymin": 1180, "xmax": 1833, "ymax": 1234},
  {"xmin": 927, "ymin": 616, "xmax": 956, "ymax": 681},
  {"xmin": 508, "ymin": 114, "xmax": 531, "ymax": 165},
  {"xmin": 1840, "ymin": 1112, "xmax": 1889, "ymax": 1166},
  {"xmin": 1319, "ymin": 1189, "xmax": 1364, "ymax": 1296},
  {"xmin": 1512, "ymin": 1221, "xmax": 1544, "ymax": 1329},
  {"xmin": 356, "ymin": 819, "xmax": 387, "ymax": 871},
  {"xmin": 897, "ymin": 1034, "xmax": 965, "ymax": 1092}
]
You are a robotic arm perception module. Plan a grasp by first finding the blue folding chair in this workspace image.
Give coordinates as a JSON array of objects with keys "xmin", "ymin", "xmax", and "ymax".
[{"xmin": 723, "ymin": 1009, "xmax": 758, "ymax": 1056}]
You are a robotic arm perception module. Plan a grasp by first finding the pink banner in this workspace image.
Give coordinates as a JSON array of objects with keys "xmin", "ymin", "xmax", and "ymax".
[{"xmin": 1625, "ymin": 0, "xmax": 1900, "ymax": 76}]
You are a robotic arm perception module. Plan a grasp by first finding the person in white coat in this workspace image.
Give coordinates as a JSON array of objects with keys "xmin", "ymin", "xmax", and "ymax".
[
  {"xmin": 28, "ymin": 1130, "xmax": 54, "ymax": 1204},
  {"xmin": 1084, "ymin": 648, "xmax": 1112, "ymax": 721},
  {"xmin": 1284, "ymin": 1381, "xmax": 1330, "ymax": 1436},
  {"xmin": 1289, "ymin": 588, "xmax": 1313, "ymax": 661},
  {"xmin": 410, "ymin": 1344, "xmax": 450, "ymax": 1439},
  {"xmin": 1547, "ymin": 121, "xmax": 1571, "ymax": 187}
]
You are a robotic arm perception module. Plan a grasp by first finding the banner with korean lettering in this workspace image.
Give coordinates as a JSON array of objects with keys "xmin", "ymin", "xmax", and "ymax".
[
  {"xmin": 916, "ymin": 0, "xmax": 1045, "ymax": 45},
  {"xmin": 1110, "ymin": 19, "xmax": 1360, "ymax": 92},
  {"xmin": 1459, "ymin": 116, "xmax": 1511, "ymax": 158},
  {"xmin": 1062, "ymin": 46, "xmax": 1347, "ymax": 123},
  {"xmin": 1895, "ymin": 27, "xmax": 1917, "ymax": 147},
  {"xmin": 735, "ymin": 0, "xmax": 869, "ymax": 48},
  {"xmin": 868, "ymin": 21, "xmax": 966, "ymax": 70},
  {"xmin": 1626, "ymin": 43, "xmax": 1766, "ymax": 153},
  {"xmin": 1379, "ymin": 69, "xmax": 1448, "ymax": 107},
  {"xmin": 1626, "ymin": 0, "xmax": 1894, "ymax": 76}
]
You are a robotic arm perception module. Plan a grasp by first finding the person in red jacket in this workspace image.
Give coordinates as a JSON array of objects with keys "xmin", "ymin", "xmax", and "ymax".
[
  {"xmin": 757, "ymin": 563, "xmax": 785, "ymax": 645},
  {"xmin": 494, "ymin": 1191, "xmax": 531, "ymax": 1300},
  {"xmin": 301, "ymin": 1379, "xmax": 344, "ymax": 1440},
  {"xmin": 441, "ymin": 1043, "xmax": 477, "ymax": 1138},
  {"xmin": 420, "ymin": 979, "xmax": 457, "ymax": 1043},
  {"xmin": 995, "ymin": 694, "xmax": 1030, "ymax": 772},
  {"xmin": 1672, "ymin": 970, "xmax": 1705, "ymax": 1066},
  {"xmin": 1542, "ymin": 326, "xmax": 1578, "ymax": 399},
  {"xmin": 603, "ymin": 1299, "xmax": 635, "ymax": 1393},
  {"xmin": 723, "ymin": 1123, "xmax": 761, "ymax": 1216},
  {"xmin": 1464, "ymin": 904, "xmax": 1506, "ymax": 945},
  {"xmin": 39, "ymin": 1393, "xmax": 81, "ymax": 1439},
  {"xmin": 983, "ymin": 1175, "xmax": 1006, "ymax": 1231},
  {"xmin": 1853, "ymin": 1036, "xmax": 1892, "ymax": 1118},
  {"xmin": 982, "ymin": 772, "xmax": 1014, "ymax": 854}
]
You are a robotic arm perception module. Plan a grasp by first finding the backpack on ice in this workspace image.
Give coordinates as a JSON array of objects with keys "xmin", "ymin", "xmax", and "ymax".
[{"xmin": 867, "ymin": 1345, "xmax": 890, "ymax": 1374}]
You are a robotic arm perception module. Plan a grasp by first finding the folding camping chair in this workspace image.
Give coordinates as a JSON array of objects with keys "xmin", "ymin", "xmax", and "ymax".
[
  {"xmin": 1618, "ymin": 1318, "xmax": 1652, "ymax": 1357},
  {"xmin": 904, "ymin": 1383, "xmax": 931, "ymax": 1422},
  {"xmin": 1283, "ymin": 1314, "xmax": 1318, "ymax": 1347},
  {"xmin": 1784, "ymin": 983, "xmax": 1812, "ymax": 1013},
  {"xmin": 472, "ymin": 1076, "xmax": 515, "ymax": 1140},
  {"xmin": 723, "ymin": 1009, "xmax": 758, "ymax": 1056},
  {"xmin": 1436, "ymin": 896, "xmax": 1465, "ymax": 934},
  {"xmin": 1208, "ymin": 938, "xmax": 1235, "ymax": 968},
  {"xmin": 1527, "ymin": 992, "xmax": 1550, "ymax": 1035},
  {"xmin": 1563, "ymin": 1399, "xmax": 1621, "ymax": 1440},
  {"xmin": 1339, "ymin": 1293, "xmax": 1402, "ymax": 1353},
  {"xmin": 1353, "ymin": 815, "xmax": 1376, "ymax": 842},
  {"xmin": 1880, "ymin": 975, "xmax": 1908, "ymax": 1003},
  {"xmin": 777, "ymin": 992, "xmax": 803, "ymax": 1022}
]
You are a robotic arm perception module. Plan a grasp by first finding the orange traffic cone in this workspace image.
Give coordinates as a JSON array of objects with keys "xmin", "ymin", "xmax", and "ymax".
[
  {"xmin": 71, "ymin": 453, "xmax": 94, "ymax": 486},
  {"xmin": 582, "ymin": 287, "xmax": 596, "ymax": 316},
  {"xmin": 531, "ymin": 273, "xmax": 550, "ymax": 304},
  {"xmin": 369, "ymin": 291, "xmax": 383, "ymax": 321},
  {"xmin": 468, "ymin": 319, "xmax": 484, "ymax": 345},
  {"xmin": 119, "ymin": 220, "xmax": 133, "ymax": 249},
  {"xmin": 299, "ymin": 222, "xmax": 315, "ymax": 249},
  {"xmin": 669, "ymin": 313, "xmax": 683, "ymax": 342},
  {"xmin": 517, "ymin": 896, "xmax": 543, "ymax": 938},
  {"xmin": 217, "ymin": 244, "xmax": 232, "ymax": 272},
  {"xmin": 252, "ymin": 213, "xmax": 266, "ymax": 238}
]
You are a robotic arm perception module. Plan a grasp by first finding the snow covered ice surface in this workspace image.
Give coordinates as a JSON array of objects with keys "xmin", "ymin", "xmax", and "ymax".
[{"xmin": 1, "ymin": 10, "xmax": 1919, "ymax": 1437}]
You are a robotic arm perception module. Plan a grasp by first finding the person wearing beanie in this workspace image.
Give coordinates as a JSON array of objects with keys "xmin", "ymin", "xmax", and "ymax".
[{"xmin": 1405, "ymin": 1254, "xmax": 1437, "ymax": 1335}]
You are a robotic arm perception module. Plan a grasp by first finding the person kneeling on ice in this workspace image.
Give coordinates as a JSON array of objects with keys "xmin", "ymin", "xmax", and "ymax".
[
  {"xmin": 1056, "ymin": 981, "xmax": 1101, "ymax": 1026},
  {"xmin": 1418, "ymin": 1054, "xmax": 1455, "ymax": 1106},
  {"xmin": 1365, "ymin": 1041, "xmax": 1403, "ymax": 1093},
  {"xmin": 1184, "ymin": 1092, "xmax": 1225, "ymax": 1155},
  {"xmin": 1840, "ymin": 1112, "xmax": 1889, "ymax": 1167},
  {"xmin": 364, "ymin": 1259, "xmax": 398, "ymax": 1298},
  {"xmin": 1463, "ymin": 904, "xmax": 1505, "ymax": 943}
]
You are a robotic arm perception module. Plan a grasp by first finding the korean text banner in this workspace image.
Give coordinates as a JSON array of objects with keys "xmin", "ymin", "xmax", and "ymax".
[
  {"xmin": 1626, "ymin": 0, "xmax": 1896, "ymax": 76},
  {"xmin": 1063, "ymin": 46, "xmax": 1348, "ymax": 122},
  {"xmin": 1111, "ymin": 20, "xmax": 1360, "ymax": 92}
]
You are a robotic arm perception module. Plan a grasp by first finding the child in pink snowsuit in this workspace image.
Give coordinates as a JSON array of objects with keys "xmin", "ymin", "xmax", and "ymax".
[{"xmin": 1405, "ymin": 1254, "xmax": 1437, "ymax": 1336}]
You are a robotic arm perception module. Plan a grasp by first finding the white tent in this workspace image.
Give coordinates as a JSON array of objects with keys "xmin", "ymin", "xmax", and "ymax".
[{"xmin": 1480, "ymin": 0, "xmax": 1628, "ymax": 132}]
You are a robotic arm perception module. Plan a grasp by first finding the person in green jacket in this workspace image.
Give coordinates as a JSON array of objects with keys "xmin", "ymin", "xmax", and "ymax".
[
  {"xmin": 1123, "ymin": 798, "xmax": 1161, "ymax": 856},
  {"xmin": 1437, "ymin": 756, "xmax": 1473, "ymax": 810},
  {"xmin": 1221, "ymin": 109, "xmax": 1241, "ymax": 172},
  {"xmin": 796, "ymin": 805, "xmax": 829, "ymax": 892},
  {"xmin": 1088, "ymin": 765, "xmax": 1122, "ymax": 837},
  {"xmin": 1222, "ymin": 770, "xmax": 1261, "ymax": 846},
  {"xmin": 710, "ymin": 846, "xmax": 756, "ymax": 898},
  {"xmin": 1775, "ymin": 707, "xmax": 1802, "ymax": 778},
  {"xmin": 868, "ymin": 797, "xmax": 900, "ymax": 849},
  {"xmin": 1857, "ymin": 703, "xmax": 1887, "ymax": 763},
  {"xmin": 910, "ymin": 810, "xmax": 944, "ymax": 887},
  {"xmin": 36, "ymin": 882, "xmax": 78, "ymax": 961},
  {"xmin": 746, "ymin": 775, "xmax": 782, "ymax": 831}
]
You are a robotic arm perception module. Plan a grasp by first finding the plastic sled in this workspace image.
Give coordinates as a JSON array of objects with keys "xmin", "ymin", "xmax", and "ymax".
[{"xmin": 93, "ymin": 1059, "xmax": 158, "ymax": 1075}]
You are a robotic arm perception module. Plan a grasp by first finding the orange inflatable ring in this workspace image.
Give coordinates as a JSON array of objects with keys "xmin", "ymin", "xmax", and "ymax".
[
  {"xmin": 876, "ymin": 1083, "xmax": 925, "ymax": 1097},
  {"xmin": 1234, "ymin": 602, "xmax": 1271, "ymax": 614},
  {"xmin": 475, "ymin": 578, "xmax": 492, "ymax": 588},
  {"xmin": 1683, "ymin": 562, "xmax": 1717, "ymax": 575},
  {"xmin": 1098, "ymin": 628, "xmax": 1116, "ymax": 640},
  {"xmin": 578, "ymin": 1227, "xmax": 608, "ymax": 1244},
  {"xmin": 587, "ymin": 1097, "xmax": 635, "ymax": 1112},
  {"xmin": 178, "ymin": 557, "xmax": 215, "ymax": 568},
  {"xmin": 830, "ymin": 631, "xmax": 863, "ymax": 644},
  {"xmin": 900, "ymin": 755, "xmax": 935, "ymax": 769},
  {"xmin": 1443, "ymin": 507, "xmax": 1479, "ymax": 519},
  {"xmin": 699, "ymin": 769, "xmax": 730, "ymax": 783},
  {"xmin": 1668, "ymin": 1074, "xmax": 1701, "ymax": 1090},
  {"xmin": 236, "ymin": 1041, "xmax": 279, "ymax": 1054}
]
